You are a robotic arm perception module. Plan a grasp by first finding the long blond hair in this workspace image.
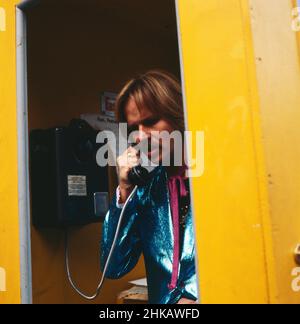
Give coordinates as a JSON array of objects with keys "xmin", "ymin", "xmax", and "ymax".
[{"xmin": 115, "ymin": 70, "xmax": 184, "ymax": 132}]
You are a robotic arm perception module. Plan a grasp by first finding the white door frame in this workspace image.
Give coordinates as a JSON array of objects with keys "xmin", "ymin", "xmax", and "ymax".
[{"xmin": 16, "ymin": 0, "xmax": 41, "ymax": 305}]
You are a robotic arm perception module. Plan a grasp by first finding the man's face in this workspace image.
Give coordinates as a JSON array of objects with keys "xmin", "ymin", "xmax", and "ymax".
[{"xmin": 124, "ymin": 97, "xmax": 176, "ymax": 165}]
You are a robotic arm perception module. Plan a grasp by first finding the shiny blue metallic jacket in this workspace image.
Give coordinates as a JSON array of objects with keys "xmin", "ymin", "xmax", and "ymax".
[{"xmin": 101, "ymin": 166, "xmax": 198, "ymax": 304}]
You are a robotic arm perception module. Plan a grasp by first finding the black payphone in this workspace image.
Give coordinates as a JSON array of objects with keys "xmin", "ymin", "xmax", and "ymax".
[
  {"xmin": 30, "ymin": 119, "xmax": 109, "ymax": 228},
  {"xmin": 30, "ymin": 118, "xmax": 149, "ymax": 300}
]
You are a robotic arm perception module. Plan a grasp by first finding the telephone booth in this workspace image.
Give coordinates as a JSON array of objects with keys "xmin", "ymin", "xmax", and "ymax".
[{"xmin": 0, "ymin": 0, "xmax": 300, "ymax": 304}]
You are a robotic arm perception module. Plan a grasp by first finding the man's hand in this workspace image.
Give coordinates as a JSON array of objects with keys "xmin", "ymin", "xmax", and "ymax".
[{"xmin": 117, "ymin": 146, "xmax": 140, "ymax": 203}]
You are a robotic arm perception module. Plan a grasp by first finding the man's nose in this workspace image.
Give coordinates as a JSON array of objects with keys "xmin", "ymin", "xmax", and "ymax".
[{"xmin": 135, "ymin": 125, "xmax": 150, "ymax": 144}]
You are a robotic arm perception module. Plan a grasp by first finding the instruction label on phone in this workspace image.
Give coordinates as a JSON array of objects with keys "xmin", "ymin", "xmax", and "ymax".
[{"xmin": 67, "ymin": 175, "xmax": 87, "ymax": 196}]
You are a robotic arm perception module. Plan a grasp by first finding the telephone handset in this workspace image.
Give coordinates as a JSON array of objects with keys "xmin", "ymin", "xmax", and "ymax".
[{"xmin": 127, "ymin": 143, "xmax": 151, "ymax": 186}]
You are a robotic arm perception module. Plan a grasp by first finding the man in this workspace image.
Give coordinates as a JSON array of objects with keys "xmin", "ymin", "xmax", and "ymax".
[{"xmin": 101, "ymin": 70, "xmax": 198, "ymax": 304}]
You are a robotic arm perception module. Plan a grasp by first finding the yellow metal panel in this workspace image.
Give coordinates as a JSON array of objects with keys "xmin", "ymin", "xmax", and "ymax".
[
  {"xmin": 177, "ymin": 0, "xmax": 277, "ymax": 303},
  {"xmin": 250, "ymin": 0, "xmax": 300, "ymax": 304},
  {"xmin": 0, "ymin": 0, "xmax": 21, "ymax": 304}
]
